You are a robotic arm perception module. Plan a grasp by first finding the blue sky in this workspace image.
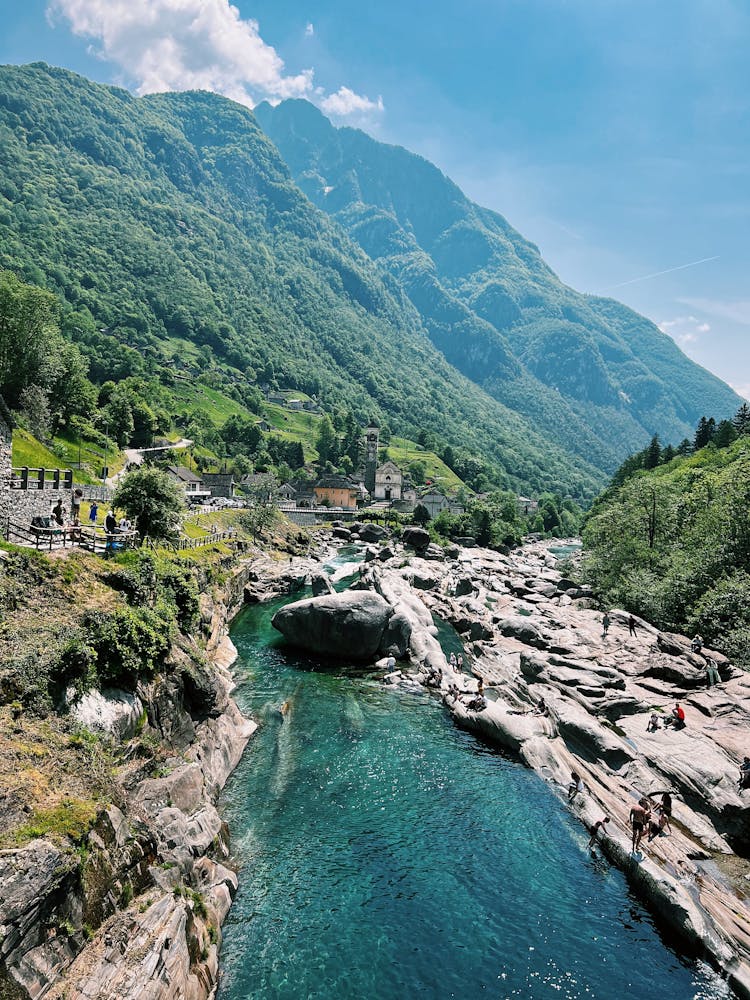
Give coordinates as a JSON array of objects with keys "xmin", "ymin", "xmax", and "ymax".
[{"xmin": 2, "ymin": 0, "xmax": 749, "ymax": 399}]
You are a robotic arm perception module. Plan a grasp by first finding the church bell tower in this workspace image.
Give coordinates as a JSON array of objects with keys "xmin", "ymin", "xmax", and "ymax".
[{"xmin": 364, "ymin": 423, "xmax": 379, "ymax": 496}]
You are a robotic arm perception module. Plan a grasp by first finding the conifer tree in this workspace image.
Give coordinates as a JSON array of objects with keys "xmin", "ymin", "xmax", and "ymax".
[{"xmin": 733, "ymin": 403, "xmax": 750, "ymax": 436}]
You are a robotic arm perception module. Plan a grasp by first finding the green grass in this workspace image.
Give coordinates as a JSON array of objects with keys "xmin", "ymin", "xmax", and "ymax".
[
  {"xmin": 1, "ymin": 797, "xmax": 99, "ymax": 848},
  {"xmin": 11, "ymin": 429, "xmax": 122, "ymax": 484},
  {"xmin": 172, "ymin": 382, "xmax": 252, "ymax": 426},
  {"xmin": 387, "ymin": 437, "xmax": 465, "ymax": 493}
]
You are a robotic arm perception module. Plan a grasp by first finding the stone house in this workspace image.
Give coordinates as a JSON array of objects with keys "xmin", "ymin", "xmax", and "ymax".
[
  {"xmin": 314, "ymin": 475, "xmax": 361, "ymax": 510},
  {"xmin": 166, "ymin": 465, "xmax": 210, "ymax": 499},
  {"xmin": 278, "ymin": 483, "xmax": 297, "ymax": 503},
  {"xmin": 420, "ymin": 490, "xmax": 451, "ymax": 517},
  {"xmin": 202, "ymin": 472, "xmax": 235, "ymax": 498}
]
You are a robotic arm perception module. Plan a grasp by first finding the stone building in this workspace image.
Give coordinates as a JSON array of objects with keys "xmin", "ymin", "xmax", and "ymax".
[
  {"xmin": 202, "ymin": 472, "xmax": 235, "ymax": 498},
  {"xmin": 374, "ymin": 460, "xmax": 402, "ymax": 502},
  {"xmin": 314, "ymin": 475, "xmax": 363, "ymax": 510},
  {"xmin": 363, "ymin": 423, "xmax": 379, "ymax": 497}
]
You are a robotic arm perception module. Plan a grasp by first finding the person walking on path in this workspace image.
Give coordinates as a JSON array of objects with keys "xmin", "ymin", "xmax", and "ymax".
[
  {"xmin": 628, "ymin": 615, "xmax": 638, "ymax": 637},
  {"xmin": 705, "ymin": 657, "xmax": 721, "ymax": 687},
  {"xmin": 630, "ymin": 798, "xmax": 650, "ymax": 855},
  {"xmin": 602, "ymin": 613, "xmax": 611, "ymax": 638},
  {"xmin": 89, "ymin": 500, "xmax": 98, "ymax": 524}
]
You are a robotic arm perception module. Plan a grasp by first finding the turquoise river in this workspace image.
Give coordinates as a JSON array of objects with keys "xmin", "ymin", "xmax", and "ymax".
[{"xmin": 218, "ymin": 551, "xmax": 732, "ymax": 1000}]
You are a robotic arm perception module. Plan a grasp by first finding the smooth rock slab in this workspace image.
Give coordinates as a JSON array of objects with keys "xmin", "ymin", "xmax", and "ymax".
[{"xmin": 272, "ymin": 590, "xmax": 393, "ymax": 660}]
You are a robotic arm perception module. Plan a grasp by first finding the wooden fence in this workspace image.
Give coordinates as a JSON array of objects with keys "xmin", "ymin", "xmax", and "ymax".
[{"xmin": 4, "ymin": 519, "xmax": 139, "ymax": 554}]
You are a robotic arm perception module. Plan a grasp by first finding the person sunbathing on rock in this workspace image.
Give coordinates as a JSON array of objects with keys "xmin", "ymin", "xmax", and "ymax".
[
  {"xmin": 533, "ymin": 697, "xmax": 548, "ymax": 716},
  {"xmin": 738, "ymin": 758, "xmax": 750, "ymax": 790},
  {"xmin": 646, "ymin": 713, "xmax": 661, "ymax": 732}
]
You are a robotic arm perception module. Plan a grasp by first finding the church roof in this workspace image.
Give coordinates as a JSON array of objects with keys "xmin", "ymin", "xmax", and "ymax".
[{"xmin": 376, "ymin": 461, "xmax": 401, "ymax": 474}]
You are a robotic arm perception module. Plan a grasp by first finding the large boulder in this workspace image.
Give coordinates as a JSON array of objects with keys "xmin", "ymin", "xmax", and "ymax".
[
  {"xmin": 379, "ymin": 609, "xmax": 412, "ymax": 658},
  {"xmin": 359, "ymin": 522, "xmax": 389, "ymax": 543},
  {"xmin": 311, "ymin": 573, "xmax": 335, "ymax": 596},
  {"xmin": 272, "ymin": 590, "xmax": 394, "ymax": 660},
  {"xmin": 71, "ymin": 688, "xmax": 144, "ymax": 741},
  {"xmin": 402, "ymin": 526, "xmax": 430, "ymax": 550},
  {"xmin": 332, "ymin": 526, "xmax": 351, "ymax": 540}
]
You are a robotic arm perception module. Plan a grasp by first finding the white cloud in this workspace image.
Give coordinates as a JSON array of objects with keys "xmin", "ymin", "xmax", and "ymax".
[
  {"xmin": 305, "ymin": 22, "xmax": 314, "ymax": 37},
  {"xmin": 657, "ymin": 315, "xmax": 710, "ymax": 348},
  {"xmin": 679, "ymin": 297, "xmax": 750, "ymax": 327},
  {"xmin": 321, "ymin": 86, "xmax": 384, "ymax": 118},
  {"xmin": 48, "ymin": 0, "xmax": 380, "ymax": 117}
]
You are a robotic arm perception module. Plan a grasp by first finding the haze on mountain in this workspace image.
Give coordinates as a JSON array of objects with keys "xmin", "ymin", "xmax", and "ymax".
[
  {"xmin": 0, "ymin": 64, "xmax": 739, "ymax": 500},
  {"xmin": 255, "ymin": 98, "xmax": 740, "ymax": 478}
]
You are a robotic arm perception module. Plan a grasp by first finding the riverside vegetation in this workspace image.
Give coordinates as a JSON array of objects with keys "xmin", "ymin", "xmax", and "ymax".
[{"xmin": 582, "ymin": 404, "xmax": 750, "ymax": 665}]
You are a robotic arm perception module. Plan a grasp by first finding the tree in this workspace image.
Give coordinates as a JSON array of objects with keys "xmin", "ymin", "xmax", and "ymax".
[
  {"xmin": 19, "ymin": 384, "xmax": 52, "ymax": 442},
  {"xmin": 694, "ymin": 416, "xmax": 716, "ymax": 450},
  {"xmin": 240, "ymin": 473, "xmax": 280, "ymax": 540},
  {"xmin": 644, "ymin": 434, "xmax": 661, "ymax": 469},
  {"xmin": 315, "ymin": 415, "xmax": 338, "ymax": 464},
  {"xmin": 412, "ymin": 503, "xmax": 431, "ymax": 525},
  {"xmin": 733, "ymin": 403, "xmax": 750, "ymax": 436},
  {"xmin": 409, "ymin": 461, "xmax": 427, "ymax": 486},
  {"xmin": 113, "ymin": 468, "xmax": 185, "ymax": 543},
  {"xmin": 715, "ymin": 419, "xmax": 738, "ymax": 449},
  {"xmin": 0, "ymin": 271, "xmax": 58, "ymax": 408}
]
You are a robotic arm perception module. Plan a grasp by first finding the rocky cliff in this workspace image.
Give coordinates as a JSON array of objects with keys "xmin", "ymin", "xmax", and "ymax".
[{"xmin": 0, "ymin": 563, "xmax": 258, "ymax": 1000}]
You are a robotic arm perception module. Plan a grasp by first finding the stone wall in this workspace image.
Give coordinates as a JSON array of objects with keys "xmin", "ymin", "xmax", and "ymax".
[{"xmin": 0, "ymin": 415, "xmax": 75, "ymax": 531}]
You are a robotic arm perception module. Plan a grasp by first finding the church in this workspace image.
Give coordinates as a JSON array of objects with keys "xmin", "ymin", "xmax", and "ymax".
[{"xmin": 362, "ymin": 423, "xmax": 404, "ymax": 502}]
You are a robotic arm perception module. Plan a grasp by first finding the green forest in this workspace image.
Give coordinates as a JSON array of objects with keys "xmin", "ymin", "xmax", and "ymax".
[
  {"xmin": 582, "ymin": 405, "xmax": 750, "ymax": 664},
  {"xmin": 0, "ymin": 62, "xmax": 611, "ymax": 500}
]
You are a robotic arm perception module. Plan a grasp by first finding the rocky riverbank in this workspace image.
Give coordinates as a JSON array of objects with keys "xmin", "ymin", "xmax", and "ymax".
[
  {"xmin": 0, "ymin": 561, "xmax": 265, "ymax": 1000},
  {"xmin": 276, "ymin": 530, "xmax": 750, "ymax": 998}
]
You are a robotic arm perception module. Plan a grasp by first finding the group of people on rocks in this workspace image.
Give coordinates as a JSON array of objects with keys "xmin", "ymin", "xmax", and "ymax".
[{"xmin": 577, "ymin": 783, "xmax": 673, "ymax": 857}]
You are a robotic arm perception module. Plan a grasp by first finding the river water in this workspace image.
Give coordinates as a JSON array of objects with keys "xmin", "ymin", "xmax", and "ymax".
[{"xmin": 218, "ymin": 551, "xmax": 731, "ymax": 1000}]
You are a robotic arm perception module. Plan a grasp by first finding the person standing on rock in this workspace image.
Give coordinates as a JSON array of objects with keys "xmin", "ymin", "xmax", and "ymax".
[
  {"xmin": 705, "ymin": 657, "xmax": 721, "ymax": 687},
  {"xmin": 738, "ymin": 758, "xmax": 750, "ymax": 790},
  {"xmin": 602, "ymin": 613, "xmax": 611, "ymax": 638},
  {"xmin": 568, "ymin": 771, "xmax": 584, "ymax": 801},
  {"xmin": 629, "ymin": 798, "xmax": 650, "ymax": 855},
  {"xmin": 628, "ymin": 615, "xmax": 638, "ymax": 637}
]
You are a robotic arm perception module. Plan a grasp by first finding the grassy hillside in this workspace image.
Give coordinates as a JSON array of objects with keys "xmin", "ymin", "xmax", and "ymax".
[{"xmin": 0, "ymin": 63, "xmax": 604, "ymax": 499}]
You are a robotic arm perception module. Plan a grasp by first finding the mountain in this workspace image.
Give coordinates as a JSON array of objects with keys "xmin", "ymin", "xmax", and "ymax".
[
  {"xmin": 0, "ymin": 62, "xmax": 609, "ymax": 499},
  {"xmin": 254, "ymin": 99, "xmax": 741, "ymax": 471}
]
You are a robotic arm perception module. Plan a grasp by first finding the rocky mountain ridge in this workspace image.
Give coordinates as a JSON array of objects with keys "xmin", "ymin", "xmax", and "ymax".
[{"xmin": 256, "ymin": 98, "xmax": 740, "ymax": 469}]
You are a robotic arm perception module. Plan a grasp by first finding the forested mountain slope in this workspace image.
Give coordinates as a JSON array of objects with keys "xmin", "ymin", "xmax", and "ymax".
[
  {"xmin": 255, "ymin": 99, "xmax": 740, "ymax": 470},
  {"xmin": 0, "ymin": 62, "xmax": 604, "ymax": 498}
]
